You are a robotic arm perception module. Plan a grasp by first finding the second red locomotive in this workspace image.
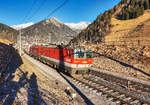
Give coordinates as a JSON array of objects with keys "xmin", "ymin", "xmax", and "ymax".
[{"xmin": 29, "ymin": 45, "xmax": 93, "ymax": 76}]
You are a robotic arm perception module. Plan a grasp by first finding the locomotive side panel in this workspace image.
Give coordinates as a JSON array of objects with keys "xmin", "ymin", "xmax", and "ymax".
[{"xmin": 29, "ymin": 46, "xmax": 93, "ymax": 76}]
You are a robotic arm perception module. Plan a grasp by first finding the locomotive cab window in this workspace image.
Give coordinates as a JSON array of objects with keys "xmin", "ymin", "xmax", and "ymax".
[
  {"xmin": 68, "ymin": 50, "xmax": 71, "ymax": 57},
  {"xmin": 74, "ymin": 51, "xmax": 85, "ymax": 59},
  {"xmin": 86, "ymin": 52, "xmax": 92, "ymax": 58}
]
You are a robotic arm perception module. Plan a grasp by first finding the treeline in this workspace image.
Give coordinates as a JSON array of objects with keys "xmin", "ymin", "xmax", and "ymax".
[{"xmin": 120, "ymin": 0, "xmax": 150, "ymax": 20}]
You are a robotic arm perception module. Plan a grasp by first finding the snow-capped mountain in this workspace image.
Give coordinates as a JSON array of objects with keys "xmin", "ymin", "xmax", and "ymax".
[
  {"xmin": 20, "ymin": 17, "xmax": 77, "ymax": 45},
  {"xmin": 65, "ymin": 22, "xmax": 90, "ymax": 32},
  {"xmin": 11, "ymin": 22, "xmax": 34, "ymax": 30},
  {"xmin": 11, "ymin": 19, "xmax": 90, "ymax": 33}
]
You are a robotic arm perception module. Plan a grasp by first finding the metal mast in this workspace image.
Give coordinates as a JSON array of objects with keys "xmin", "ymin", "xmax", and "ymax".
[{"xmin": 19, "ymin": 29, "xmax": 22, "ymax": 56}]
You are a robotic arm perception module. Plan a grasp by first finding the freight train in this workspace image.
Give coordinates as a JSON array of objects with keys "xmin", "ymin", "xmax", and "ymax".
[{"xmin": 29, "ymin": 45, "xmax": 93, "ymax": 76}]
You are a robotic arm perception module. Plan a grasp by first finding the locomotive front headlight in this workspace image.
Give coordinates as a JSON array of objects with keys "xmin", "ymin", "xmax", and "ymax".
[{"xmin": 82, "ymin": 61, "xmax": 87, "ymax": 63}]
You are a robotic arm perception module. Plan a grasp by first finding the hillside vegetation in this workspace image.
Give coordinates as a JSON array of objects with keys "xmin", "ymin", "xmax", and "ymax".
[
  {"xmin": 118, "ymin": 0, "xmax": 150, "ymax": 20},
  {"xmin": 105, "ymin": 10, "xmax": 150, "ymax": 44}
]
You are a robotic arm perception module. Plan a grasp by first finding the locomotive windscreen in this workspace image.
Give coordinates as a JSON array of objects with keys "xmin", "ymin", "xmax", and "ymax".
[
  {"xmin": 86, "ymin": 52, "xmax": 92, "ymax": 58},
  {"xmin": 74, "ymin": 52, "xmax": 92, "ymax": 59}
]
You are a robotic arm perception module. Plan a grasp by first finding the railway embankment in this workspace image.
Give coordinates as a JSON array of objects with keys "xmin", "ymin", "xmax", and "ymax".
[{"xmin": 92, "ymin": 56, "xmax": 150, "ymax": 82}]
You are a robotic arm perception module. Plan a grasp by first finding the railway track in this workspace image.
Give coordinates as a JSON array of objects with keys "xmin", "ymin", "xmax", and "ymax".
[
  {"xmin": 89, "ymin": 70, "xmax": 150, "ymax": 93},
  {"xmin": 67, "ymin": 75, "xmax": 150, "ymax": 105}
]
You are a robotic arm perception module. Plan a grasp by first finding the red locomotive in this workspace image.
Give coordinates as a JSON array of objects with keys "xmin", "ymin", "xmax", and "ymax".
[{"xmin": 29, "ymin": 45, "xmax": 93, "ymax": 76}]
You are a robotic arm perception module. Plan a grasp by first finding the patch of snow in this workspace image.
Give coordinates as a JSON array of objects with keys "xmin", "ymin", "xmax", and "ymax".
[
  {"xmin": 65, "ymin": 22, "xmax": 90, "ymax": 31},
  {"xmin": 11, "ymin": 22, "xmax": 34, "ymax": 30}
]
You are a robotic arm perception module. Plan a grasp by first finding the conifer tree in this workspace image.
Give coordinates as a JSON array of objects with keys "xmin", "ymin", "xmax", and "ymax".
[
  {"xmin": 121, "ymin": 0, "xmax": 127, "ymax": 4},
  {"xmin": 131, "ymin": 0, "xmax": 136, "ymax": 6},
  {"xmin": 149, "ymin": 0, "xmax": 150, "ymax": 8},
  {"xmin": 141, "ymin": 6, "xmax": 145, "ymax": 15},
  {"xmin": 144, "ymin": 0, "xmax": 149, "ymax": 9},
  {"xmin": 125, "ymin": 11, "xmax": 129, "ymax": 20}
]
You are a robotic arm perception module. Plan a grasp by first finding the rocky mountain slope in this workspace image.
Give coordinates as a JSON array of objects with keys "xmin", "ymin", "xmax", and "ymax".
[
  {"xmin": 70, "ymin": 0, "xmax": 150, "ymax": 79},
  {"xmin": 21, "ymin": 17, "xmax": 77, "ymax": 45},
  {"xmin": 0, "ymin": 23, "xmax": 18, "ymax": 43}
]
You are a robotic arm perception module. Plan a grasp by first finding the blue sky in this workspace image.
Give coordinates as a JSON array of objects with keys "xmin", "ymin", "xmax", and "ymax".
[{"xmin": 0, "ymin": 0, "xmax": 120, "ymax": 26}]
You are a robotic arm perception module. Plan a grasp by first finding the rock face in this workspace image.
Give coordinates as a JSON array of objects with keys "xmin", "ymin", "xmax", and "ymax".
[
  {"xmin": 21, "ymin": 17, "xmax": 77, "ymax": 45},
  {"xmin": 0, "ymin": 23, "xmax": 18, "ymax": 43}
]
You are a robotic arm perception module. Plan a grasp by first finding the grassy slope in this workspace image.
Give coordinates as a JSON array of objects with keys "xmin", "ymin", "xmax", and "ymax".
[{"xmin": 105, "ymin": 10, "xmax": 150, "ymax": 44}]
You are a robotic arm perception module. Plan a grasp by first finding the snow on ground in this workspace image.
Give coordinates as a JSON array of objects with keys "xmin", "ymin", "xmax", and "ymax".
[{"xmin": 65, "ymin": 22, "xmax": 90, "ymax": 31}]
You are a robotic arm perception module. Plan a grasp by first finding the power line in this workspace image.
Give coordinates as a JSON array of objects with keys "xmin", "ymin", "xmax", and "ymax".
[
  {"xmin": 20, "ymin": 0, "xmax": 38, "ymax": 24},
  {"xmin": 46, "ymin": 0, "xmax": 69, "ymax": 19},
  {"xmin": 21, "ymin": 0, "xmax": 69, "ymax": 33},
  {"xmin": 27, "ymin": 0, "xmax": 47, "ymax": 22},
  {"xmin": 19, "ymin": 0, "xmax": 38, "ymax": 56},
  {"xmin": 19, "ymin": 0, "xmax": 69, "ymax": 53}
]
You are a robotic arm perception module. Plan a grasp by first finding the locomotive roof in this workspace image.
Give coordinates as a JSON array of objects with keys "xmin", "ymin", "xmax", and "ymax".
[
  {"xmin": 31, "ymin": 45, "xmax": 91, "ymax": 52},
  {"xmin": 67, "ymin": 46, "xmax": 91, "ymax": 52}
]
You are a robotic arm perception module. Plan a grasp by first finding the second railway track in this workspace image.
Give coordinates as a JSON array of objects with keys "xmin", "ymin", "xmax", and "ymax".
[
  {"xmin": 89, "ymin": 70, "xmax": 150, "ymax": 93},
  {"xmin": 64, "ymin": 74, "xmax": 150, "ymax": 105}
]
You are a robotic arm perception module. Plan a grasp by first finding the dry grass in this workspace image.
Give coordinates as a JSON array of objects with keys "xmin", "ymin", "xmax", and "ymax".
[
  {"xmin": 105, "ymin": 10, "xmax": 150, "ymax": 43},
  {"xmin": 0, "ymin": 38, "xmax": 12, "ymax": 45}
]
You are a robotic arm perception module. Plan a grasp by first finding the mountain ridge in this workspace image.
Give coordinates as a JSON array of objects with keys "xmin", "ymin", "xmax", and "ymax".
[
  {"xmin": 21, "ymin": 17, "xmax": 77, "ymax": 46},
  {"xmin": 11, "ymin": 19, "xmax": 90, "ymax": 33}
]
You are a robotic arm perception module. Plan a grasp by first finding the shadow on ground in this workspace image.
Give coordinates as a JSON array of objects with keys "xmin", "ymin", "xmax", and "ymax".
[
  {"xmin": 0, "ymin": 43, "xmax": 46, "ymax": 105},
  {"xmin": 28, "ymin": 73, "xmax": 46, "ymax": 105}
]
